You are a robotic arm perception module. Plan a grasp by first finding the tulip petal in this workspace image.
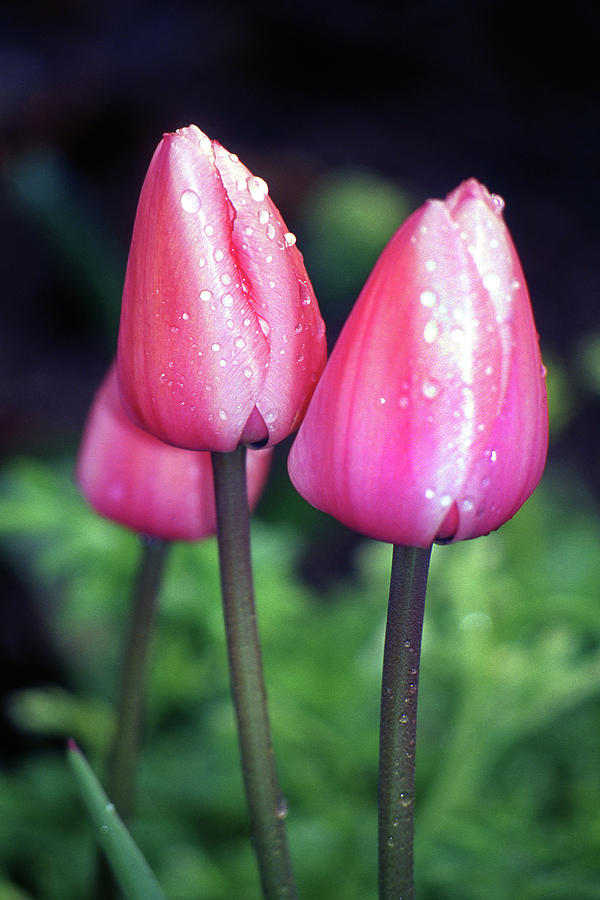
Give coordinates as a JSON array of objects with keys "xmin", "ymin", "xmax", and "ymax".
[
  {"xmin": 77, "ymin": 365, "xmax": 273, "ymax": 540},
  {"xmin": 213, "ymin": 144, "xmax": 326, "ymax": 444},
  {"xmin": 118, "ymin": 126, "xmax": 270, "ymax": 451}
]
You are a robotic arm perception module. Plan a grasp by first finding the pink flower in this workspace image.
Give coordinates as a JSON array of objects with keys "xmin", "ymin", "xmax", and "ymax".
[
  {"xmin": 287, "ymin": 179, "xmax": 548, "ymax": 548},
  {"xmin": 117, "ymin": 124, "xmax": 326, "ymax": 452},
  {"xmin": 76, "ymin": 364, "xmax": 272, "ymax": 541}
]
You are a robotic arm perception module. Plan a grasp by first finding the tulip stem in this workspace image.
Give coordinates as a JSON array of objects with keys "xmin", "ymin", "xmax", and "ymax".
[
  {"xmin": 211, "ymin": 446, "xmax": 297, "ymax": 900},
  {"xmin": 378, "ymin": 544, "xmax": 432, "ymax": 900},
  {"xmin": 94, "ymin": 535, "xmax": 169, "ymax": 900}
]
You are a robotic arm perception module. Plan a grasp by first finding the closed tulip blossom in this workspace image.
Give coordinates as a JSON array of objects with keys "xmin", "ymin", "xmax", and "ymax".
[
  {"xmin": 288, "ymin": 178, "xmax": 548, "ymax": 548},
  {"xmin": 77, "ymin": 364, "xmax": 272, "ymax": 541},
  {"xmin": 117, "ymin": 124, "xmax": 326, "ymax": 452}
]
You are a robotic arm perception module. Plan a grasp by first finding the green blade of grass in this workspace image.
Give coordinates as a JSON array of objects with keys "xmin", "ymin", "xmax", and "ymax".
[{"xmin": 67, "ymin": 740, "xmax": 167, "ymax": 900}]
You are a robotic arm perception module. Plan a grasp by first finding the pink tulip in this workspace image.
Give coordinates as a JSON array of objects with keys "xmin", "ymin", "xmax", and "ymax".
[
  {"xmin": 288, "ymin": 179, "xmax": 548, "ymax": 548},
  {"xmin": 76, "ymin": 364, "xmax": 272, "ymax": 541},
  {"xmin": 117, "ymin": 124, "xmax": 326, "ymax": 452}
]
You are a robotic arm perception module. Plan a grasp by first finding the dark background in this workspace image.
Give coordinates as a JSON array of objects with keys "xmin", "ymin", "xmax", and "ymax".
[{"xmin": 1, "ymin": 0, "xmax": 599, "ymax": 749}]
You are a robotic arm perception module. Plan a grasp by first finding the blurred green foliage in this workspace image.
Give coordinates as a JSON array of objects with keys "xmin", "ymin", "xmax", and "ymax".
[{"xmin": 0, "ymin": 455, "xmax": 599, "ymax": 900}]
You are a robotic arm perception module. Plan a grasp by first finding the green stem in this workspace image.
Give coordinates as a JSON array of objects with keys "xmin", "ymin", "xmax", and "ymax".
[
  {"xmin": 95, "ymin": 535, "xmax": 169, "ymax": 900},
  {"xmin": 378, "ymin": 544, "xmax": 432, "ymax": 900},
  {"xmin": 211, "ymin": 446, "xmax": 297, "ymax": 900}
]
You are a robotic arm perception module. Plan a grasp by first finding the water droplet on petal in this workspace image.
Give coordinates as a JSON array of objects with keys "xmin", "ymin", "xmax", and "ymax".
[
  {"xmin": 425, "ymin": 259, "xmax": 436, "ymax": 272},
  {"xmin": 214, "ymin": 249, "xmax": 224, "ymax": 262},
  {"xmin": 243, "ymin": 367, "xmax": 253, "ymax": 378},
  {"xmin": 264, "ymin": 410, "xmax": 278, "ymax": 424},
  {"xmin": 221, "ymin": 273, "xmax": 232, "ymax": 285},
  {"xmin": 462, "ymin": 498, "xmax": 474, "ymax": 511},
  {"xmin": 420, "ymin": 290, "xmax": 436, "ymax": 308},
  {"xmin": 247, "ymin": 175, "xmax": 269, "ymax": 202},
  {"xmin": 284, "ymin": 232, "xmax": 296, "ymax": 247},
  {"xmin": 170, "ymin": 326, "xmax": 179, "ymax": 334},
  {"xmin": 440, "ymin": 494, "xmax": 452, "ymax": 507},
  {"xmin": 219, "ymin": 409, "xmax": 227, "ymax": 420},
  {"xmin": 180, "ymin": 189, "xmax": 200, "ymax": 213},
  {"xmin": 483, "ymin": 271, "xmax": 501, "ymax": 292},
  {"xmin": 204, "ymin": 224, "xmax": 214, "ymax": 236},
  {"xmin": 422, "ymin": 379, "xmax": 440, "ymax": 399},
  {"xmin": 235, "ymin": 337, "xmax": 246, "ymax": 349},
  {"xmin": 259, "ymin": 209, "xmax": 269, "ymax": 225},
  {"xmin": 423, "ymin": 320, "xmax": 439, "ymax": 343},
  {"xmin": 491, "ymin": 193, "xmax": 505, "ymax": 213},
  {"xmin": 222, "ymin": 294, "xmax": 234, "ymax": 307},
  {"xmin": 267, "ymin": 223, "xmax": 276, "ymax": 240},
  {"xmin": 200, "ymin": 290, "xmax": 212, "ymax": 301},
  {"xmin": 295, "ymin": 323, "xmax": 303, "ymax": 334},
  {"xmin": 211, "ymin": 343, "xmax": 221, "ymax": 351}
]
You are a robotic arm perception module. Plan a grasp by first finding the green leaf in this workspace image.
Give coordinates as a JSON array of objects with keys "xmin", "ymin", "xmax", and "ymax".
[{"xmin": 67, "ymin": 741, "xmax": 167, "ymax": 900}]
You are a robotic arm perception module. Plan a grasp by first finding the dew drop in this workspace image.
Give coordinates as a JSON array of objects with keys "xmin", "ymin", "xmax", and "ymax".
[
  {"xmin": 200, "ymin": 290, "xmax": 212, "ymax": 302},
  {"xmin": 267, "ymin": 223, "xmax": 276, "ymax": 240},
  {"xmin": 235, "ymin": 337, "xmax": 246, "ymax": 350},
  {"xmin": 422, "ymin": 379, "xmax": 440, "ymax": 399},
  {"xmin": 222, "ymin": 293, "xmax": 234, "ymax": 307},
  {"xmin": 180, "ymin": 189, "xmax": 200, "ymax": 213},
  {"xmin": 170, "ymin": 326, "xmax": 179, "ymax": 334},
  {"xmin": 204, "ymin": 224, "xmax": 214, "ymax": 236},
  {"xmin": 99, "ymin": 824, "xmax": 109, "ymax": 834},
  {"xmin": 214, "ymin": 249, "xmax": 224, "ymax": 262},
  {"xmin": 258, "ymin": 316, "xmax": 271, "ymax": 337},
  {"xmin": 483, "ymin": 271, "xmax": 501, "ymax": 292},
  {"xmin": 489, "ymin": 238, "xmax": 499, "ymax": 249},
  {"xmin": 425, "ymin": 259, "xmax": 436, "ymax": 272},
  {"xmin": 462, "ymin": 498, "xmax": 474, "ymax": 512},
  {"xmin": 295, "ymin": 323, "xmax": 303, "ymax": 334},
  {"xmin": 245, "ymin": 225, "xmax": 254, "ymax": 236},
  {"xmin": 247, "ymin": 175, "xmax": 269, "ymax": 202},
  {"xmin": 404, "ymin": 640, "xmax": 411, "ymax": 649},
  {"xmin": 211, "ymin": 343, "xmax": 221, "ymax": 351},
  {"xmin": 259, "ymin": 209, "xmax": 269, "ymax": 225},
  {"xmin": 423, "ymin": 320, "xmax": 439, "ymax": 343},
  {"xmin": 420, "ymin": 290, "xmax": 436, "ymax": 308},
  {"xmin": 399, "ymin": 793, "xmax": 412, "ymax": 808},
  {"xmin": 484, "ymin": 365, "xmax": 493, "ymax": 376},
  {"xmin": 266, "ymin": 254, "xmax": 273, "ymax": 263},
  {"xmin": 105, "ymin": 802, "xmax": 115, "ymax": 813},
  {"xmin": 490, "ymin": 450, "xmax": 497, "ymax": 462},
  {"xmin": 264, "ymin": 410, "xmax": 278, "ymax": 424},
  {"xmin": 379, "ymin": 397, "xmax": 386, "ymax": 405},
  {"xmin": 284, "ymin": 231, "xmax": 297, "ymax": 247},
  {"xmin": 219, "ymin": 359, "xmax": 227, "ymax": 367},
  {"xmin": 243, "ymin": 367, "xmax": 253, "ymax": 378},
  {"xmin": 440, "ymin": 494, "xmax": 452, "ymax": 507},
  {"xmin": 541, "ymin": 364, "xmax": 547, "ymax": 378},
  {"xmin": 398, "ymin": 713, "xmax": 408, "ymax": 724},
  {"xmin": 387, "ymin": 836, "xmax": 395, "ymax": 847},
  {"xmin": 491, "ymin": 193, "xmax": 505, "ymax": 213},
  {"xmin": 219, "ymin": 409, "xmax": 227, "ymax": 421},
  {"xmin": 199, "ymin": 256, "xmax": 206, "ymax": 267},
  {"xmin": 221, "ymin": 273, "xmax": 232, "ymax": 285},
  {"xmin": 182, "ymin": 312, "xmax": 189, "ymax": 321}
]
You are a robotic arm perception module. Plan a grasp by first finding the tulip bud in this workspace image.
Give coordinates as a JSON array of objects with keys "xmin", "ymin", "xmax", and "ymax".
[
  {"xmin": 117, "ymin": 124, "xmax": 326, "ymax": 452},
  {"xmin": 76, "ymin": 364, "xmax": 272, "ymax": 541},
  {"xmin": 288, "ymin": 179, "xmax": 548, "ymax": 548}
]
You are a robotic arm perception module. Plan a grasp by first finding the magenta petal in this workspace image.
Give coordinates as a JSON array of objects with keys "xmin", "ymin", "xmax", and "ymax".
[{"xmin": 77, "ymin": 364, "xmax": 273, "ymax": 540}]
